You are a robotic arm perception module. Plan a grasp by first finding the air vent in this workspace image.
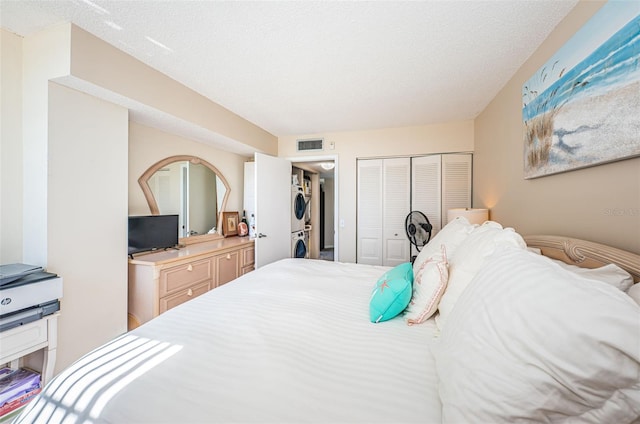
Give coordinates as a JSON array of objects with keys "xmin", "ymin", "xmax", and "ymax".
[{"xmin": 297, "ymin": 138, "xmax": 324, "ymax": 152}]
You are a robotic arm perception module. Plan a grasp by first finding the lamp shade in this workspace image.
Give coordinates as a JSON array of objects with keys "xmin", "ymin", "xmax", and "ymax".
[{"xmin": 447, "ymin": 208, "xmax": 489, "ymax": 225}]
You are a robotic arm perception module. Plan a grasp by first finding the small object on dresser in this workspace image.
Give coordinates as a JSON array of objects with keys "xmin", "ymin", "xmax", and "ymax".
[
  {"xmin": 249, "ymin": 214, "xmax": 256, "ymax": 238},
  {"xmin": 222, "ymin": 211, "xmax": 239, "ymax": 237},
  {"xmin": 238, "ymin": 222, "xmax": 248, "ymax": 237}
]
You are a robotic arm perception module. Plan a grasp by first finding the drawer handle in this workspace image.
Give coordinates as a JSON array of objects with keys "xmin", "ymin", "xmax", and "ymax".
[
  {"xmin": 226, "ymin": 254, "xmax": 231, "ymax": 260},
  {"xmin": 187, "ymin": 264, "xmax": 193, "ymax": 272},
  {"xmin": 187, "ymin": 288, "xmax": 193, "ymax": 296}
]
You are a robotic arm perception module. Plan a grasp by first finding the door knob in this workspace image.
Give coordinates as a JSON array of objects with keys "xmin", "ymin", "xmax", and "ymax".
[{"xmin": 258, "ymin": 233, "xmax": 267, "ymax": 238}]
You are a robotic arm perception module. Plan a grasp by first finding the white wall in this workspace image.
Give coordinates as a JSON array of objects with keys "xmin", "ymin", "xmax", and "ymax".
[
  {"xmin": 48, "ymin": 83, "xmax": 128, "ymax": 372},
  {"xmin": 22, "ymin": 24, "xmax": 71, "ymax": 265},
  {"xmin": 279, "ymin": 121, "xmax": 474, "ymax": 262},
  {"xmin": 1, "ymin": 30, "xmax": 23, "ymax": 263}
]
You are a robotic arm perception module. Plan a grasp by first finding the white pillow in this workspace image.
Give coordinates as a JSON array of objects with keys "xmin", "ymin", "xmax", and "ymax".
[
  {"xmin": 412, "ymin": 216, "xmax": 474, "ymax": 277},
  {"xmin": 436, "ymin": 221, "xmax": 526, "ymax": 329},
  {"xmin": 552, "ymin": 260, "xmax": 634, "ymax": 292},
  {"xmin": 627, "ymin": 284, "xmax": 640, "ymax": 306},
  {"xmin": 404, "ymin": 245, "xmax": 449, "ymax": 325},
  {"xmin": 434, "ymin": 247, "xmax": 640, "ymax": 423}
]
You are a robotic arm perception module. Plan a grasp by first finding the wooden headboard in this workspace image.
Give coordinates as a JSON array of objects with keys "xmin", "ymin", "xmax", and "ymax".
[{"xmin": 524, "ymin": 235, "xmax": 640, "ymax": 283}]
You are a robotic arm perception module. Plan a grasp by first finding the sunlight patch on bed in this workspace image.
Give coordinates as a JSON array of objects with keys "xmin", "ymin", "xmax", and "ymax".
[{"xmin": 29, "ymin": 334, "xmax": 182, "ymax": 423}]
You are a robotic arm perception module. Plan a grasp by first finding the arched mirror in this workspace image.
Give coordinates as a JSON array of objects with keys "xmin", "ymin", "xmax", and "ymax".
[{"xmin": 139, "ymin": 155, "xmax": 230, "ymax": 244}]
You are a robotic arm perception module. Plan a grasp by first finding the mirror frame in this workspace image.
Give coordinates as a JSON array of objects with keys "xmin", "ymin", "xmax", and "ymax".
[{"xmin": 138, "ymin": 155, "xmax": 231, "ymax": 245}]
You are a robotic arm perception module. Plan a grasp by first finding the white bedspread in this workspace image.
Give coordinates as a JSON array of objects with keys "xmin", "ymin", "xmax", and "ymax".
[{"xmin": 16, "ymin": 259, "xmax": 442, "ymax": 423}]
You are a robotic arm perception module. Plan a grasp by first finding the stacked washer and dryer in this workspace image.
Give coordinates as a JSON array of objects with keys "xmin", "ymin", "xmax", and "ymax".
[{"xmin": 291, "ymin": 183, "xmax": 309, "ymax": 258}]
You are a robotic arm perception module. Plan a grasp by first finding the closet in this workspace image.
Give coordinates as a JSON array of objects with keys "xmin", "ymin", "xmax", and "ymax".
[
  {"xmin": 357, "ymin": 154, "xmax": 471, "ymax": 266},
  {"xmin": 357, "ymin": 158, "xmax": 410, "ymax": 266}
]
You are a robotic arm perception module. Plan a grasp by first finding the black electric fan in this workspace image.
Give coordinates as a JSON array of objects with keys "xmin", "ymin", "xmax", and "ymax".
[{"xmin": 405, "ymin": 211, "xmax": 433, "ymax": 262}]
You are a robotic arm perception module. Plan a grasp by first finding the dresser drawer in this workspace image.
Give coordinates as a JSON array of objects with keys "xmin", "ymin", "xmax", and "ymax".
[
  {"xmin": 241, "ymin": 247, "xmax": 255, "ymax": 268},
  {"xmin": 215, "ymin": 251, "xmax": 240, "ymax": 286},
  {"xmin": 159, "ymin": 281, "xmax": 211, "ymax": 314},
  {"xmin": 159, "ymin": 258, "xmax": 212, "ymax": 297}
]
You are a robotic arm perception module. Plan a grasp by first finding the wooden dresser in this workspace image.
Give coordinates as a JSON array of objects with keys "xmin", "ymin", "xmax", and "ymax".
[{"xmin": 128, "ymin": 237, "xmax": 255, "ymax": 330}]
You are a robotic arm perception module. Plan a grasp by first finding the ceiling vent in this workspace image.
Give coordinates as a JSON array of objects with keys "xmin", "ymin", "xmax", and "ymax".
[{"xmin": 297, "ymin": 138, "xmax": 323, "ymax": 152}]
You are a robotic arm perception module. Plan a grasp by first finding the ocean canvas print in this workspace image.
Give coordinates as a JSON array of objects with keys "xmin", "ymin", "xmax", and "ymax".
[{"xmin": 522, "ymin": 1, "xmax": 640, "ymax": 179}]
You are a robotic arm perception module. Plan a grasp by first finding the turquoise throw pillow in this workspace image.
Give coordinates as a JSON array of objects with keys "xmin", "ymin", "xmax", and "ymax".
[{"xmin": 369, "ymin": 262, "xmax": 414, "ymax": 323}]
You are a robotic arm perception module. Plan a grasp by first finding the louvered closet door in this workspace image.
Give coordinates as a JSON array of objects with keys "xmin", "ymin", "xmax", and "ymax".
[
  {"xmin": 411, "ymin": 155, "xmax": 442, "ymax": 258},
  {"xmin": 357, "ymin": 159, "xmax": 383, "ymax": 265},
  {"xmin": 442, "ymin": 154, "xmax": 472, "ymax": 224},
  {"xmin": 382, "ymin": 158, "xmax": 411, "ymax": 267}
]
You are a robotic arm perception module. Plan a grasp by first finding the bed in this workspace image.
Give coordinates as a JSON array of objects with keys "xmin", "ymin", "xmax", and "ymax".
[{"xmin": 13, "ymin": 220, "xmax": 640, "ymax": 424}]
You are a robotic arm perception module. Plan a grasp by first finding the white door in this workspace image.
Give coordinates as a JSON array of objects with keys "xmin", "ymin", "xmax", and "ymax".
[
  {"xmin": 255, "ymin": 153, "xmax": 291, "ymax": 268},
  {"xmin": 412, "ymin": 155, "xmax": 442, "ymax": 234},
  {"xmin": 382, "ymin": 158, "xmax": 411, "ymax": 267},
  {"xmin": 411, "ymin": 155, "xmax": 442, "ymax": 260},
  {"xmin": 441, "ymin": 154, "xmax": 472, "ymax": 224},
  {"xmin": 357, "ymin": 159, "xmax": 383, "ymax": 265},
  {"xmin": 243, "ymin": 162, "xmax": 256, "ymax": 226}
]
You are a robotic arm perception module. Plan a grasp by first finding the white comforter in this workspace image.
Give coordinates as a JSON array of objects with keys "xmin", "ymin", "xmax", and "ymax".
[{"xmin": 16, "ymin": 259, "xmax": 442, "ymax": 423}]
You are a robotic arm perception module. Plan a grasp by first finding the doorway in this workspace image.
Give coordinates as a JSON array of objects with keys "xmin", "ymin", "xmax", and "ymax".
[{"xmin": 289, "ymin": 155, "xmax": 338, "ymax": 262}]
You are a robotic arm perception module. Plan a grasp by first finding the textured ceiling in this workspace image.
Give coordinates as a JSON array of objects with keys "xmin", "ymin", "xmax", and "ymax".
[{"xmin": 1, "ymin": 0, "xmax": 578, "ymax": 138}]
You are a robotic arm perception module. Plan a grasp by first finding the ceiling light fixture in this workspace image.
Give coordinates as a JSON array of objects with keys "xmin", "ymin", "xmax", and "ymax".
[{"xmin": 320, "ymin": 162, "xmax": 335, "ymax": 170}]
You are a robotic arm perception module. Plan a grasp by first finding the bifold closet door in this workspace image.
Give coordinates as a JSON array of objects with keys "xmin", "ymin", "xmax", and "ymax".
[
  {"xmin": 357, "ymin": 158, "xmax": 410, "ymax": 266},
  {"xmin": 382, "ymin": 158, "xmax": 411, "ymax": 267},
  {"xmin": 411, "ymin": 154, "xmax": 471, "ymax": 258},
  {"xmin": 441, "ymin": 154, "xmax": 472, "ymax": 225},
  {"xmin": 357, "ymin": 159, "xmax": 383, "ymax": 265},
  {"xmin": 412, "ymin": 155, "xmax": 442, "ymax": 232},
  {"xmin": 411, "ymin": 155, "xmax": 442, "ymax": 258}
]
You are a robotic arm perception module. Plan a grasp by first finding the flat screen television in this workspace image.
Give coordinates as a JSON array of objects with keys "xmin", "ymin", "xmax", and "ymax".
[{"xmin": 128, "ymin": 215, "xmax": 179, "ymax": 256}]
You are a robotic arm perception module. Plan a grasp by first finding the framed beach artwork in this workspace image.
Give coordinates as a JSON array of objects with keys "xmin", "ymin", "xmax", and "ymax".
[{"xmin": 522, "ymin": 1, "xmax": 640, "ymax": 179}]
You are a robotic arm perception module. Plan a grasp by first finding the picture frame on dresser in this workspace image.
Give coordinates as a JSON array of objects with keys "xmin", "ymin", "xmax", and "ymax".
[{"xmin": 222, "ymin": 211, "xmax": 239, "ymax": 237}]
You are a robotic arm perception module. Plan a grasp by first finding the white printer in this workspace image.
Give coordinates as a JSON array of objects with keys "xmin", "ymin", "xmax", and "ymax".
[{"xmin": 0, "ymin": 264, "xmax": 62, "ymax": 332}]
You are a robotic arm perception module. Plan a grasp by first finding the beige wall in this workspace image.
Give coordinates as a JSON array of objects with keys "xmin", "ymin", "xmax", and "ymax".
[
  {"xmin": 48, "ymin": 83, "xmax": 128, "ymax": 372},
  {"xmin": 129, "ymin": 122, "xmax": 247, "ymax": 218},
  {"xmin": 3, "ymin": 22, "xmax": 259, "ymax": 374},
  {"xmin": 17, "ymin": 25, "xmax": 127, "ymax": 373},
  {"xmin": 474, "ymin": 0, "xmax": 640, "ymax": 254},
  {"xmin": 68, "ymin": 25, "xmax": 277, "ymax": 156},
  {"xmin": 22, "ymin": 24, "xmax": 70, "ymax": 265},
  {"xmin": 2, "ymin": 24, "xmax": 126, "ymax": 374},
  {"xmin": 279, "ymin": 121, "xmax": 474, "ymax": 262},
  {"xmin": 1, "ymin": 30, "xmax": 23, "ymax": 263}
]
